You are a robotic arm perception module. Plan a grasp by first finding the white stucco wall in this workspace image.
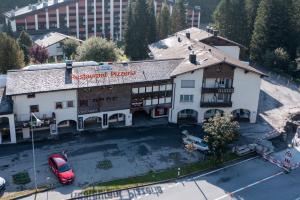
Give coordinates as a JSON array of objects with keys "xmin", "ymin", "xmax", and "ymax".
[
  {"xmin": 12, "ymin": 90, "xmax": 78, "ymax": 125},
  {"xmin": 169, "ymin": 69, "xmax": 204, "ymax": 123},
  {"xmin": 215, "ymin": 46, "xmax": 240, "ymax": 60},
  {"xmin": 46, "ymin": 42, "xmax": 63, "ymax": 57},
  {"xmin": 169, "ymin": 67, "xmax": 262, "ymax": 124}
]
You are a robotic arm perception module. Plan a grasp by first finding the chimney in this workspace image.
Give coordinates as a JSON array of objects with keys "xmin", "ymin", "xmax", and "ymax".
[
  {"xmin": 66, "ymin": 60, "xmax": 73, "ymax": 69},
  {"xmin": 189, "ymin": 52, "xmax": 197, "ymax": 64},
  {"xmin": 186, "ymin": 32, "xmax": 190, "ymax": 39},
  {"xmin": 213, "ymin": 30, "xmax": 219, "ymax": 37}
]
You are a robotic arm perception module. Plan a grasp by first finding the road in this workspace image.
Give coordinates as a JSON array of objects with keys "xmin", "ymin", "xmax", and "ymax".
[
  {"xmin": 20, "ymin": 156, "xmax": 300, "ymax": 200},
  {"xmin": 133, "ymin": 157, "xmax": 300, "ymax": 200}
]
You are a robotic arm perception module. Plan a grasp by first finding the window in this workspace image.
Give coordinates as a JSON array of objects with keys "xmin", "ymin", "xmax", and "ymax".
[
  {"xmin": 152, "ymin": 98, "xmax": 158, "ymax": 105},
  {"xmin": 166, "ymin": 97, "xmax": 172, "ymax": 103},
  {"xmin": 159, "ymin": 85, "xmax": 166, "ymax": 91},
  {"xmin": 132, "ymin": 88, "xmax": 138, "ymax": 94},
  {"xmin": 56, "ymin": 102, "xmax": 63, "ymax": 109},
  {"xmin": 180, "ymin": 95, "xmax": 194, "ymax": 103},
  {"xmin": 153, "ymin": 86, "xmax": 159, "ymax": 92},
  {"xmin": 181, "ymin": 80, "xmax": 195, "ymax": 88},
  {"xmin": 30, "ymin": 105, "xmax": 39, "ymax": 113},
  {"xmin": 145, "ymin": 99, "xmax": 152, "ymax": 106},
  {"xmin": 218, "ymin": 93, "xmax": 224, "ymax": 100},
  {"xmin": 146, "ymin": 86, "xmax": 152, "ymax": 93},
  {"xmin": 139, "ymin": 87, "xmax": 145, "ymax": 93},
  {"xmin": 27, "ymin": 93, "xmax": 35, "ymax": 98},
  {"xmin": 159, "ymin": 97, "xmax": 165, "ymax": 104},
  {"xmin": 166, "ymin": 84, "xmax": 173, "ymax": 91},
  {"xmin": 67, "ymin": 101, "xmax": 74, "ymax": 108}
]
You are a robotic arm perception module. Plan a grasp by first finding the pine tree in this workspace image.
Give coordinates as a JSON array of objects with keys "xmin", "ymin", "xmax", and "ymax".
[
  {"xmin": 245, "ymin": 0, "xmax": 261, "ymax": 47},
  {"xmin": 0, "ymin": 33, "xmax": 24, "ymax": 73},
  {"xmin": 157, "ymin": 1, "xmax": 170, "ymax": 39},
  {"xmin": 250, "ymin": 0, "xmax": 296, "ymax": 63},
  {"xmin": 124, "ymin": 1, "xmax": 135, "ymax": 58},
  {"xmin": 124, "ymin": 0, "xmax": 149, "ymax": 60},
  {"xmin": 147, "ymin": 0, "xmax": 157, "ymax": 44},
  {"xmin": 213, "ymin": 0, "xmax": 248, "ymax": 46},
  {"xmin": 170, "ymin": 0, "xmax": 187, "ymax": 34},
  {"xmin": 18, "ymin": 31, "xmax": 32, "ymax": 48},
  {"xmin": 18, "ymin": 31, "xmax": 32, "ymax": 65}
]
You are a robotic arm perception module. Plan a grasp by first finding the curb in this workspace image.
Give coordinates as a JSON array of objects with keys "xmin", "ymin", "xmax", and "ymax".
[{"xmin": 67, "ymin": 153, "xmax": 257, "ymax": 200}]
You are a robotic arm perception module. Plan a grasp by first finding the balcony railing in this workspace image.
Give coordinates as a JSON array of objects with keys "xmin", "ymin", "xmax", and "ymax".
[
  {"xmin": 200, "ymin": 101, "xmax": 233, "ymax": 108},
  {"xmin": 201, "ymin": 87, "xmax": 234, "ymax": 94}
]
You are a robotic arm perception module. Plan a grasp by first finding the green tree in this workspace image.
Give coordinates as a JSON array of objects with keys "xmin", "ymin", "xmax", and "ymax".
[
  {"xmin": 170, "ymin": 0, "xmax": 187, "ymax": 34},
  {"xmin": 244, "ymin": 0, "xmax": 261, "ymax": 47},
  {"xmin": 76, "ymin": 37, "xmax": 122, "ymax": 62},
  {"xmin": 124, "ymin": 0, "xmax": 134, "ymax": 58},
  {"xmin": 157, "ymin": 2, "xmax": 170, "ymax": 39},
  {"xmin": 203, "ymin": 114, "xmax": 239, "ymax": 161},
  {"xmin": 17, "ymin": 31, "xmax": 32, "ymax": 65},
  {"xmin": 124, "ymin": 0, "xmax": 149, "ymax": 60},
  {"xmin": 264, "ymin": 47, "xmax": 290, "ymax": 70},
  {"xmin": 147, "ymin": 0, "xmax": 157, "ymax": 44},
  {"xmin": 213, "ymin": 0, "xmax": 248, "ymax": 46},
  {"xmin": 250, "ymin": 0, "xmax": 296, "ymax": 63},
  {"xmin": 62, "ymin": 38, "xmax": 80, "ymax": 59},
  {"xmin": 0, "ymin": 33, "xmax": 24, "ymax": 73}
]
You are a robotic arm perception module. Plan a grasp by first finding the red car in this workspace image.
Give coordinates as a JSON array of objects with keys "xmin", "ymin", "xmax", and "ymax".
[{"xmin": 48, "ymin": 154, "xmax": 75, "ymax": 184}]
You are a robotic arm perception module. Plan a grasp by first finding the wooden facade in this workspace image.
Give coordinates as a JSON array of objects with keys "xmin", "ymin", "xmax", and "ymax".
[{"xmin": 77, "ymin": 84, "xmax": 131, "ymax": 115}]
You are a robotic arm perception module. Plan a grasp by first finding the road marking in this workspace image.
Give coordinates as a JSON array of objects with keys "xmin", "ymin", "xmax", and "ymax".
[
  {"xmin": 214, "ymin": 171, "xmax": 284, "ymax": 200},
  {"xmin": 136, "ymin": 156, "xmax": 260, "ymax": 200},
  {"xmin": 192, "ymin": 156, "xmax": 259, "ymax": 180}
]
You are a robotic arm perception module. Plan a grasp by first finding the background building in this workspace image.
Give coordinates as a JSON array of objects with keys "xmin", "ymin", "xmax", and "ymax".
[{"xmin": 4, "ymin": 0, "xmax": 201, "ymax": 40}]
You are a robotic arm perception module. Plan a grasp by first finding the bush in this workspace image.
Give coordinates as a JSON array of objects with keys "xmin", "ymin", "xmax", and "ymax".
[
  {"xmin": 97, "ymin": 160, "xmax": 113, "ymax": 170},
  {"xmin": 62, "ymin": 38, "xmax": 80, "ymax": 59},
  {"xmin": 13, "ymin": 171, "xmax": 31, "ymax": 185},
  {"xmin": 264, "ymin": 47, "xmax": 290, "ymax": 70}
]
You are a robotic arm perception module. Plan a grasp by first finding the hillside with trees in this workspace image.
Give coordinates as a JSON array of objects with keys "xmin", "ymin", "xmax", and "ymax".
[{"xmin": 213, "ymin": 0, "xmax": 300, "ymax": 80}]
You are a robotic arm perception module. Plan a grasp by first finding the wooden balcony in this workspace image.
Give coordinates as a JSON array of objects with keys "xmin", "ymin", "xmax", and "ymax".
[
  {"xmin": 200, "ymin": 101, "xmax": 232, "ymax": 108},
  {"xmin": 201, "ymin": 87, "xmax": 234, "ymax": 94}
]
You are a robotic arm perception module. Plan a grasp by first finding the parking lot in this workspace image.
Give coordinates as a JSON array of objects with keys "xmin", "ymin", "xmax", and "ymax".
[{"xmin": 0, "ymin": 124, "xmax": 204, "ymax": 196}]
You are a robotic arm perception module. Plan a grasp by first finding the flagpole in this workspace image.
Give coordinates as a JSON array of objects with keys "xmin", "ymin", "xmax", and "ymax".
[{"xmin": 31, "ymin": 113, "xmax": 38, "ymax": 192}]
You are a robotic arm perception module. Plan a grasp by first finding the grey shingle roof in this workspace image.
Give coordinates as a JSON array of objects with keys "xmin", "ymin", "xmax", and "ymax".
[
  {"xmin": 149, "ymin": 27, "xmax": 265, "ymax": 77},
  {"xmin": 33, "ymin": 32, "xmax": 82, "ymax": 48},
  {"xmin": 6, "ymin": 59, "xmax": 183, "ymax": 96}
]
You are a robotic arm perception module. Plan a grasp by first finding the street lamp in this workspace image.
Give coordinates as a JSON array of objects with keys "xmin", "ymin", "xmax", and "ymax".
[{"xmin": 30, "ymin": 113, "xmax": 43, "ymax": 192}]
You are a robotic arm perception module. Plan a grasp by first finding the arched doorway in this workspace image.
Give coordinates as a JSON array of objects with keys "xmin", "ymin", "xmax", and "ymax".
[
  {"xmin": 204, "ymin": 109, "xmax": 224, "ymax": 120},
  {"xmin": 177, "ymin": 109, "xmax": 198, "ymax": 124},
  {"xmin": 57, "ymin": 120, "xmax": 77, "ymax": 134},
  {"xmin": 84, "ymin": 116, "xmax": 102, "ymax": 130},
  {"xmin": 132, "ymin": 110, "xmax": 150, "ymax": 125},
  {"xmin": 0, "ymin": 117, "xmax": 10, "ymax": 143},
  {"xmin": 109, "ymin": 113, "xmax": 126, "ymax": 128},
  {"xmin": 232, "ymin": 109, "xmax": 250, "ymax": 122}
]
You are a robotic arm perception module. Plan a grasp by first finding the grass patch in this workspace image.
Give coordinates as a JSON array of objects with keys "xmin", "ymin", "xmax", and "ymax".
[
  {"xmin": 84, "ymin": 153, "xmax": 240, "ymax": 195},
  {"xmin": 97, "ymin": 160, "xmax": 113, "ymax": 170},
  {"xmin": 12, "ymin": 171, "xmax": 31, "ymax": 185}
]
